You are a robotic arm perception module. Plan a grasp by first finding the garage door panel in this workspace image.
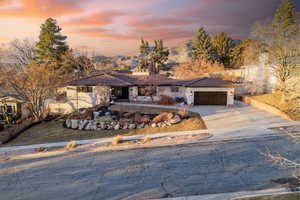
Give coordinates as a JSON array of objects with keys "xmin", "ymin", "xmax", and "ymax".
[{"xmin": 194, "ymin": 92, "xmax": 227, "ymax": 105}]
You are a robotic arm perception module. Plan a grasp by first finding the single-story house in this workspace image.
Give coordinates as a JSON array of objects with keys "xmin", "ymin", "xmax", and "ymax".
[{"xmin": 48, "ymin": 72, "xmax": 236, "ymax": 114}]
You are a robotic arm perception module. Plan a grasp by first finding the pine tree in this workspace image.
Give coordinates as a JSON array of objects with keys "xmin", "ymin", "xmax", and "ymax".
[
  {"xmin": 212, "ymin": 32, "xmax": 235, "ymax": 67},
  {"xmin": 137, "ymin": 39, "xmax": 169, "ymax": 74},
  {"xmin": 192, "ymin": 28, "xmax": 215, "ymax": 60},
  {"xmin": 274, "ymin": 0, "xmax": 299, "ymax": 39},
  {"xmin": 34, "ymin": 18, "xmax": 69, "ymax": 68},
  {"xmin": 152, "ymin": 40, "xmax": 169, "ymax": 72},
  {"xmin": 139, "ymin": 38, "xmax": 150, "ymax": 55}
]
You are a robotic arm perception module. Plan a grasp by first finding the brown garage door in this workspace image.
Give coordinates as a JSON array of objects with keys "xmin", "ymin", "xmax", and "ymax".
[{"xmin": 194, "ymin": 91, "xmax": 227, "ymax": 105}]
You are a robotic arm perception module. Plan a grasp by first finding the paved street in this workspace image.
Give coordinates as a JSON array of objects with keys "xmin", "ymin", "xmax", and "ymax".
[{"xmin": 0, "ymin": 137, "xmax": 299, "ymax": 200}]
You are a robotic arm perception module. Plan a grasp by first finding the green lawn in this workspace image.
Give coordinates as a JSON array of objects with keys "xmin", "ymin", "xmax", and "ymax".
[
  {"xmin": 252, "ymin": 93, "xmax": 300, "ymax": 121},
  {"xmin": 239, "ymin": 193, "xmax": 300, "ymax": 200}
]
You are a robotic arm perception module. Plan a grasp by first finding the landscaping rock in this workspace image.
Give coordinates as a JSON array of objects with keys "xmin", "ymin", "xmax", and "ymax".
[
  {"xmin": 122, "ymin": 123, "xmax": 129, "ymax": 129},
  {"xmin": 129, "ymin": 123, "xmax": 136, "ymax": 130},
  {"xmin": 106, "ymin": 125, "xmax": 113, "ymax": 130},
  {"xmin": 151, "ymin": 123, "xmax": 157, "ymax": 128},
  {"xmin": 85, "ymin": 121, "xmax": 92, "ymax": 130},
  {"xmin": 78, "ymin": 120, "xmax": 89, "ymax": 130},
  {"xmin": 90, "ymin": 121, "xmax": 97, "ymax": 130},
  {"xmin": 123, "ymin": 112, "xmax": 133, "ymax": 118},
  {"xmin": 99, "ymin": 122, "xmax": 106, "ymax": 130},
  {"xmin": 166, "ymin": 122, "xmax": 172, "ymax": 126},
  {"xmin": 66, "ymin": 119, "xmax": 71, "ymax": 128},
  {"xmin": 71, "ymin": 120, "xmax": 79, "ymax": 129},
  {"xmin": 134, "ymin": 112, "xmax": 142, "ymax": 122},
  {"xmin": 114, "ymin": 123, "xmax": 120, "ymax": 130},
  {"xmin": 138, "ymin": 115, "xmax": 151, "ymax": 123},
  {"xmin": 137, "ymin": 123, "xmax": 145, "ymax": 129},
  {"xmin": 152, "ymin": 112, "xmax": 173, "ymax": 123},
  {"xmin": 169, "ymin": 115, "xmax": 181, "ymax": 124}
]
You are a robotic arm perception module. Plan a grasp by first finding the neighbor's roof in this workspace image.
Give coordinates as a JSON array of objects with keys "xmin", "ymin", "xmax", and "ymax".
[{"xmin": 68, "ymin": 73, "xmax": 235, "ymax": 87}]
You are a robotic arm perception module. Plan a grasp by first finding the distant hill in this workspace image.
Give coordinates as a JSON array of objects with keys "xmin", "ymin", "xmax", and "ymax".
[
  {"xmin": 91, "ymin": 40, "xmax": 193, "ymax": 72},
  {"xmin": 168, "ymin": 40, "xmax": 192, "ymax": 64}
]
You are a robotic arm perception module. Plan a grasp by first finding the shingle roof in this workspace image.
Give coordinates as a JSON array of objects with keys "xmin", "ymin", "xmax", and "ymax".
[
  {"xmin": 179, "ymin": 77, "xmax": 234, "ymax": 87},
  {"xmin": 68, "ymin": 73, "xmax": 234, "ymax": 87},
  {"xmin": 68, "ymin": 74, "xmax": 134, "ymax": 86}
]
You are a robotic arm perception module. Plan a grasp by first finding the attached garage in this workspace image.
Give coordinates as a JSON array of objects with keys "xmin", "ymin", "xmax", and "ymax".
[
  {"xmin": 182, "ymin": 77, "xmax": 236, "ymax": 106},
  {"xmin": 194, "ymin": 91, "xmax": 228, "ymax": 105}
]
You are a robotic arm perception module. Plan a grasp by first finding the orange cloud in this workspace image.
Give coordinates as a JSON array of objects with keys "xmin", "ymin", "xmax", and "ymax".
[
  {"xmin": 62, "ymin": 10, "xmax": 125, "ymax": 27},
  {"xmin": 0, "ymin": 0, "xmax": 83, "ymax": 18},
  {"xmin": 0, "ymin": 0, "xmax": 10, "ymax": 6}
]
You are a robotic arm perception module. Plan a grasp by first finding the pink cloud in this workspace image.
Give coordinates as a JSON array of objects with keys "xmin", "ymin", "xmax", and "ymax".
[
  {"xmin": 0, "ymin": 0, "xmax": 83, "ymax": 18},
  {"xmin": 62, "ymin": 10, "xmax": 125, "ymax": 27}
]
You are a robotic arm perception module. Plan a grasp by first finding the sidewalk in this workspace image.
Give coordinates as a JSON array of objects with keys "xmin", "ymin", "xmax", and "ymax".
[{"xmin": 158, "ymin": 187, "xmax": 300, "ymax": 200}]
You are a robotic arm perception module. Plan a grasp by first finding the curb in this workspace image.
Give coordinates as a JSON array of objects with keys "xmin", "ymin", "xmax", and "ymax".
[{"xmin": 157, "ymin": 187, "xmax": 300, "ymax": 200}]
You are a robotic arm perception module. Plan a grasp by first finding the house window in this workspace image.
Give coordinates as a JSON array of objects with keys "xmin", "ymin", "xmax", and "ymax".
[
  {"xmin": 171, "ymin": 86, "xmax": 179, "ymax": 93},
  {"xmin": 0, "ymin": 105, "xmax": 13, "ymax": 113},
  {"xmin": 77, "ymin": 86, "xmax": 93, "ymax": 93},
  {"xmin": 138, "ymin": 86, "xmax": 157, "ymax": 96}
]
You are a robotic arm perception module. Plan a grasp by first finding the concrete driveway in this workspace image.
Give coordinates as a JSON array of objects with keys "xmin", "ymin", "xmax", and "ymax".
[
  {"xmin": 193, "ymin": 101, "xmax": 290, "ymax": 129},
  {"xmin": 0, "ymin": 137, "xmax": 298, "ymax": 200}
]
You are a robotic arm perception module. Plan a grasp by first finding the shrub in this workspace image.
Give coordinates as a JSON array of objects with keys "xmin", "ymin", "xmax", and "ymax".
[
  {"xmin": 158, "ymin": 95, "xmax": 176, "ymax": 105},
  {"xmin": 143, "ymin": 136, "xmax": 152, "ymax": 143},
  {"xmin": 112, "ymin": 135, "xmax": 123, "ymax": 145},
  {"xmin": 174, "ymin": 58, "xmax": 225, "ymax": 79},
  {"xmin": 65, "ymin": 141, "xmax": 78, "ymax": 150}
]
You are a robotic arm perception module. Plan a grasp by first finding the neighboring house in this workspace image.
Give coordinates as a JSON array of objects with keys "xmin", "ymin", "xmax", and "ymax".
[
  {"xmin": 0, "ymin": 95, "xmax": 23, "ymax": 119},
  {"xmin": 48, "ymin": 72, "xmax": 236, "ymax": 114}
]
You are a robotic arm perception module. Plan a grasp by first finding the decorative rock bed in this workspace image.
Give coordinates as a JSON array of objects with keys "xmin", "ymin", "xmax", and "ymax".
[{"xmin": 64, "ymin": 106, "xmax": 186, "ymax": 131}]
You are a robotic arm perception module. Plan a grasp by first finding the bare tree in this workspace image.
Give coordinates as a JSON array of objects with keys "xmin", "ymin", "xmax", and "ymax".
[
  {"xmin": 264, "ymin": 126, "xmax": 300, "ymax": 182},
  {"xmin": 0, "ymin": 64, "xmax": 65, "ymax": 121},
  {"xmin": 8, "ymin": 39, "xmax": 35, "ymax": 69}
]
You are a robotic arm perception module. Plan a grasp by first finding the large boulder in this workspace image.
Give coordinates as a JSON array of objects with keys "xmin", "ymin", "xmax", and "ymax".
[
  {"xmin": 152, "ymin": 112, "xmax": 173, "ymax": 123},
  {"xmin": 169, "ymin": 115, "xmax": 181, "ymax": 124},
  {"xmin": 71, "ymin": 120, "xmax": 79, "ymax": 129},
  {"xmin": 138, "ymin": 115, "xmax": 151, "ymax": 124}
]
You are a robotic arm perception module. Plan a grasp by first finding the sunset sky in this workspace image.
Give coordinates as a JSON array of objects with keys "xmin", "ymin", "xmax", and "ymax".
[{"xmin": 0, "ymin": 0, "xmax": 299, "ymax": 56}]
